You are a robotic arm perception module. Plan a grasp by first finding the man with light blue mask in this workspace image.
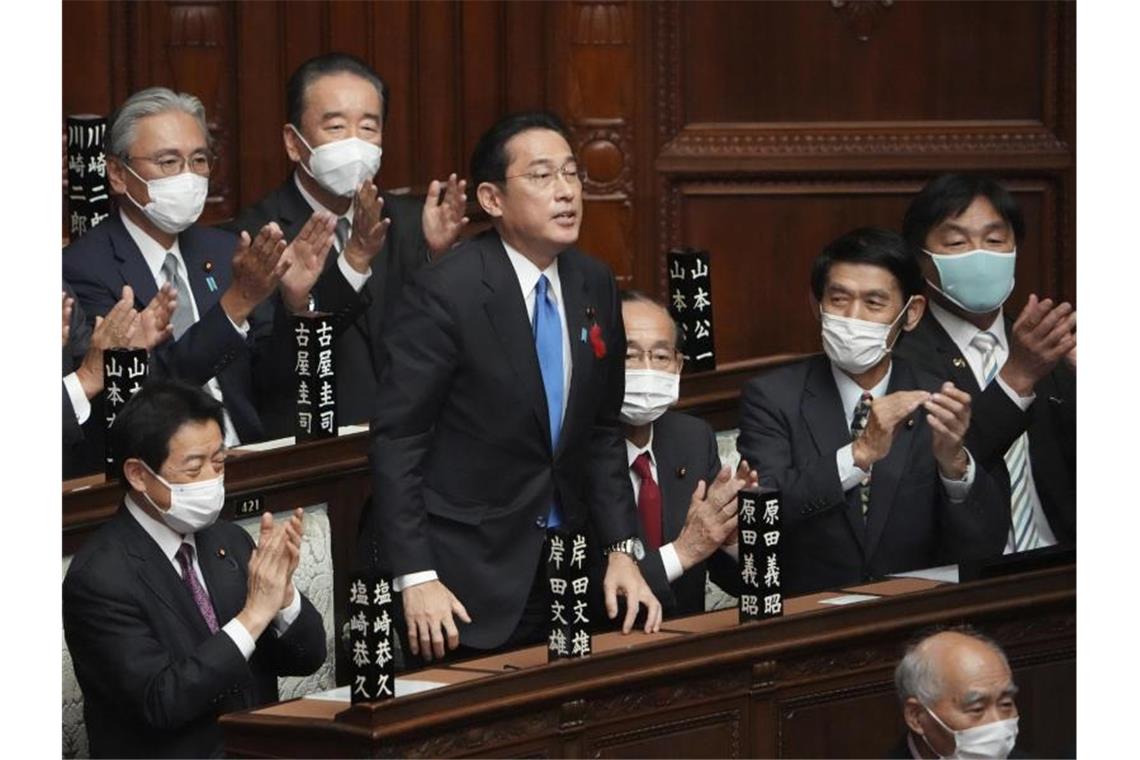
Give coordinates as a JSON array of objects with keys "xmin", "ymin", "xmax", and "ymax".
[
  {"xmin": 226, "ymin": 52, "xmax": 471, "ymax": 436},
  {"xmin": 893, "ymin": 627, "xmax": 1024, "ymax": 759},
  {"xmin": 896, "ymin": 175, "xmax": 1076, "ymax": 555},
  {"xmin": 738, "ymin": 228, "xmax": 1007, "ymax": 594}
]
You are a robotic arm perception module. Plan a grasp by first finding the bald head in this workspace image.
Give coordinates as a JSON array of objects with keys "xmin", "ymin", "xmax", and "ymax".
[{"xmin": 897, "ymin": 628, "xmax": 1019, "ymax": 757}]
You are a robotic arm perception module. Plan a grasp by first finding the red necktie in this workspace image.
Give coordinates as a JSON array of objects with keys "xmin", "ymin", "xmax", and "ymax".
[{"xmin": 631, "ymin": 452, "xmax": 663, "ymax": 550}]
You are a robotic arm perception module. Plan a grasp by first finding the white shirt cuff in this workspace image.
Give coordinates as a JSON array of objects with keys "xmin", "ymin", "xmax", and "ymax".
[
  {"xmin": 222, "ymin": 617, "xmax": 257, "ymax": 660},
  {"xmin": 836, "ymin": 443, "xmax": 870, "ymax": 492},
  {"xmin": 63, "ymin": 373, "xmax": 91, "ymax": 424},
  {"xmin": 940, "ymin": 448, "xmax": 976, "ymax": 503},
  {"xmin": 659, "ymin": 542, "xmax": 684, "ymax": 583},
  {"xmin": 392, "ymin": 570, "xmax": 438, "ymax": 593},
  {"xmin": 995, "ymin": 374, "xmax": 1035, "ymax": 411},
  {"xmin": 271, "ymin": 587, "xmax": 302, "ymax": 636},
  {"xmin": 337, "ymin": 252, "xmax": 372, "ymax": 292},
  {"xmin": 719, "ymin": 542, "xmax": 739, "ymax": 562}
]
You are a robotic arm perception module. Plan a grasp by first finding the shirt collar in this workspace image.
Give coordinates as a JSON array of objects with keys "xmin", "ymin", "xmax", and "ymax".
[
  {"xmin": 625, "ymin": 425, "xmax": 656, "ymax": 469},
  {"xmin": 502, "ymin": 239, "xmax": 562, "ymax": 304},
  {"xmin": 124, "ymin": 492, "xmax": 197, "ymax": 563},
  {"xmin": 831, "ymin": 361, "xmax": 892, "ymax": 425},
  {"xmin": 293, "ymin": 170, "xmax": 355, "ymax": 225},
  {"xmin": 119, "ymin": 208, "xmax": 184, "ymax": 284},
  {"xmin": 928, "ymin": 300, "xmax": 1008, "ymax": 354}
]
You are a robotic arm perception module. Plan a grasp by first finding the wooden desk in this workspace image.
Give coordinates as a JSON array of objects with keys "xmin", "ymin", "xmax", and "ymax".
[{"xmin": 221, "ymin": 563, "xmax": 1075, "ymax": 758}]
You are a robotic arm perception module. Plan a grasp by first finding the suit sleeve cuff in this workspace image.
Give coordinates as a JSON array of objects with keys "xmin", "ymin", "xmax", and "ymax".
[
  {"xmin": 271, "ymin": 587, "xmax": 302, "ymax": 636},
  {"xmin": 337, "ymin": 252, "xmax": 372, "ymax": 292},
  {"xmin": 836, "ymin": 443, "xmax": 869, "ymax": 492},
  {"xmin": 940, "ymin": 448, "xmax": 976, "ymax": 503},
  {"xmin": 63, "ymin": 373, "xmax": 91, "ymax": 424},
  {"xmin": 995, "ymin": 374, "xmax": 1035, "ymax": 411},
  {"xmin": 393, "ymin": 570, "xmax": 438, "ymax": 593},
  {"xmin": 659, "ymin": 543, "xmax": 684, "ymax": 583},
  {"xmin": 222, "ymin": 617, "xmax": 257, "ymax": 660}
]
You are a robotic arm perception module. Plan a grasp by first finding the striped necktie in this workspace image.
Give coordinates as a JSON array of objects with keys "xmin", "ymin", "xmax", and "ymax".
[
  {"xmin": 175, "ymin": 543, "xmax": 219, "ymax": 633},
  {"xmin": 850, "ymin": 391, "xmax": 873, "ymax": 521},
  {"xmin": 970, "ymin": 331, "xmax": 1041, "ymax": 552},
  {"xmin": 162, "ymin": 252, "xmax": 195, "ymax": 340}
]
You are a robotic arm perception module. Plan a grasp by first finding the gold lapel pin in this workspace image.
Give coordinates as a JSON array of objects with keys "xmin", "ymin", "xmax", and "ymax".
[
  {"xmin": 906, "ymin": 418, "xmax": 915, "ymax": 429},
  {"xmin": 217, "ymin": 548, "xmax": 226, "ymax": 558},
  {"xmin": 676, "ymin": 466, "xmax": 686, "ymax": 478},
  {"xmin": 952, "ymin": 357, "xmax": 967, "ymax": 368}
]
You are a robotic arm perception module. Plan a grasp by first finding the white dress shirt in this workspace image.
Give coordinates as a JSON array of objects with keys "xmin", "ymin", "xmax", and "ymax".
[
  {"xmin": 831, "ymin": 362, "xmax": 975, "ymax": 501},
  {"xmin": 293, "ymin": 172, "xmax": 371, "ymax": 293},
  {"xmin": 927, "ymin": 302, "xmax": 1057, "ymax": 548},
  {"xmin": 626, "ymin": 425, "xmax": 738, "ymax": 584},
  {"xmin": 63, "ymin": 373, "xmax": 91, "ymax": 425},
  {"xmin": 123, "ymin": 494, "xmax": 301, "ymax": 658},
  {"xmin": 393, "ymin": 241, "xmax": 573, "ymax": 593},
  {"xmin": 119, "ymin": 210, "xmax": 244, "ymax": 446}
]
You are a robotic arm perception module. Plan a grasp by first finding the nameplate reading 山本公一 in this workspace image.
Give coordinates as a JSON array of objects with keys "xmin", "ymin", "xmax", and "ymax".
[
  {"xmin": 347, "ymin": 574, "xmax": 396, "ymax": 704},
  {"xmin": 293, "ymin": 313, "xmax": 337, "ymax": 442},
  {"xmin": 738, "ymin": 488, "xmax": 783, "ymax": 623},
  {"xmin": 102, "ymin": 347, "xmax": 148, "ymax": 477},
  {"xmin": 666, "ymin": 247, "xmax": 716, "ymax": 373},
  {"xmin": 546, "ymin": 531, "xmax": 593, "ymax": 661}
]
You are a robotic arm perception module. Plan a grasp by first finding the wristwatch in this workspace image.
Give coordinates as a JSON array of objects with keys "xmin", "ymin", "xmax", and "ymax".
[{"xmin": 604, "ymin": 537, "xmax": 646, "ymax": 562}]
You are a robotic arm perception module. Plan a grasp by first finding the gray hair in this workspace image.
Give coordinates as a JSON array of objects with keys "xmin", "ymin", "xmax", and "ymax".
[
  {"xmin": 894, "ymin": 625, "xmax": 1011, "ymax": 706},
  {"xmin": 107, "ymin": 87, "xmax": 209, "ymax": 159}
]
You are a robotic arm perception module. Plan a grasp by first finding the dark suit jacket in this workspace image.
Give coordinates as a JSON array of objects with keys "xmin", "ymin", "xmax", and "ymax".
[
  {"xmin": 636, "ymin": 411, "xmax": 741, "ymax": 617},
  {"xmin": 223, "ymin": 176, "xmax": 430, "ymax": 437},
  {"xmin": 63, "ymin": 506, "xmax": 327, "ymax": 758},
  {"xmin": 364, "ymin": 229, "xmax": 638, "ymax": 649},
  {"xmin": 893, "ymin": 311, "xmax": 1076, "ymax": 545},
  {"xmin": 62, "ymin": 214, "xmax": 282, "ymax": 443},
  {"xmin": 737, "ymin": 354, "xmax": 1008, "ymax": 595},
  {"xmin": 63, "ymin": 281, "xmax": 103, "ymax": 478}
]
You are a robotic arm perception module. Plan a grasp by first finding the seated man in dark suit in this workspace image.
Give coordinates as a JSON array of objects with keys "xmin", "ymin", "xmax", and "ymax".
[
  {"xmin": 737, "ymin": 228, "xmax": 1006, "ymax": 595},
  {"xmin": 225, "ymin": 52, "xmax": 470, "ymax": 435},
  {"xmin": 618, "ymin": 290, "xmax": 753, "ymax": 617},
  {"xmin": 62, "ymin": 282, "xmax": 173, "ymax": 478},
  {"xmin": 892, "ymin": 627, "xmax": 1023, "ymax": 759},
  {"xmin": 895, "ymin": 174, "xmax": 1076, "ymax": 552},
  {"xmin": 63, "ymin": 379, "xmax": 326, "ymax": 758}
]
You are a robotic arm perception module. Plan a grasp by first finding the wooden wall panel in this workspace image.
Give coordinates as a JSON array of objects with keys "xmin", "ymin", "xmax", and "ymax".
[{"xmin": 371, "ymin": 1, "xmax": 416, "ymax": 190}]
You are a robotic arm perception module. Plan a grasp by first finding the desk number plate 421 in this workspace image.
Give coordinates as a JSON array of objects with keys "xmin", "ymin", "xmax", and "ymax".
[{"xmin": 231, "ymin": 495, "xmax": 265, "ymax": 518}]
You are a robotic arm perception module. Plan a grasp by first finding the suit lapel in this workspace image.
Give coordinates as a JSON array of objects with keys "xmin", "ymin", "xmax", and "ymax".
[
  {"xmin": 109, "ymin": 217, "xmax": 158, "ymax": 308},
  {"xmin": 118, "ymin": 507, "xmax": 212, "ymax": 640},
  {"xmin": 801, "ymin": 357, "xmax": 866, "ymax": 550},
  {"xmin": 651, "ymin": 421, "xmax": 688, "ymax": 542},
  {"xmin": 195, "ymin": 525, "xmax": 247, "ymax": 625},
  {"xmin": 917, "ymin": 313, "xmax": 981, "ymax": 394},
  {"xmin": 480, "ymin": 235, "xmax": 551, "ymax": 448},
  {"xmin": 555, "ymin": 253, "xmax": 591, "ymax": 457},
  {"xmin": 178, "ymin": 231, "xmax": 219, "ymax": 312},
  {"xmin": 863, "ymin": 361, "xmax": 920, "ymax": 561}
]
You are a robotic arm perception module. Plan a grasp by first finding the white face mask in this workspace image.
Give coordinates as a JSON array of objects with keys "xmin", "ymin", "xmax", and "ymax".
[
  {"xmin": 922, "ymin": 704, "xmax": 1019, "ymax": 760},
  {"xmin": 820, "ymin": 297, "xmax": 913, "ymax": 375},
  {"xmin": 141, "ymin": 461, "xmax": 226, "ymax": 535},
  {"xmin": 290, "ymin": 124, "xmax": 382, "ymax": 197},
  {"xmin": 621, "ymin": 369, "xmax": 680, "ymax": 426},
  {"xmin": 124, "ymin": 165, "xmax": 208, "ymax": 234}
]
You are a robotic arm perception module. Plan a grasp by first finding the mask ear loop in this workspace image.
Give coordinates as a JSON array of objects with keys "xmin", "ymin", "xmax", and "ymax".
[
  {"xmin": 288, "ymin": 123, "xmax": 321, "ymax": 181},
  {"xmin": 885, "ymin": 295, "xmax": 916, "ymax": 353},
  {"xmin": 919, "ymin": 703, "xmax": 956, "ymax": 759}
]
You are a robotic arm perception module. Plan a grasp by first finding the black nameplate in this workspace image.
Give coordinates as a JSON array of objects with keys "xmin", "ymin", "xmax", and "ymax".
[
  {"xmin": 546, "ymin": 531, "xmax": 592, "ymax": 661},
  {"xmin": 230, "ymin": 495, "xmax": 265, "ymax": 518},
  {"xmin": 738, "ymin": 488, "xmax": 783, "ymax": 623},
  {"xmin": 293, "ymin": 313, "xmax": 337, "ymax": 441},
  {"xmin": 347, "ymin": 574, "xmax": 395, "ymax": 703},
  {"xmin": 103, "ymin": 347, "xmax": 148, "ymax": 477},
  {"xmin": 667, "ymin": 247, "xmax": 717, "ymax": 372}
]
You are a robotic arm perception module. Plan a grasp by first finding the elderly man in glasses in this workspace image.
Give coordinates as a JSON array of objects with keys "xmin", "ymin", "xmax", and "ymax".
[{"xmin": 64, "ymin": 86, "xmax": 306, "ymax": 445}]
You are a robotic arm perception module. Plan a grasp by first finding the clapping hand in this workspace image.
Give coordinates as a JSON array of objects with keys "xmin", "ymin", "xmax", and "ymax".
[
  {"xmin": 343, "ymin": 181, "xmax": 390, "ymax": 273},
  {"xmin": 222, "ymin": 224, "xmax": 290, "ymax": 325},
  {"xmin": 423, "ymin": 173, "xmax": 469, "ymax": 256},
  {"xmin": 279, "ymin": 211, "xmax": 337, "ymax": 312}
]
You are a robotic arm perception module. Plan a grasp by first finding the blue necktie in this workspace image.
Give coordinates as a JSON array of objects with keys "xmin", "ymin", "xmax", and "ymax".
[{"xmin": 534, "ymin": 275, "xmax": 564, "ymax": 529}]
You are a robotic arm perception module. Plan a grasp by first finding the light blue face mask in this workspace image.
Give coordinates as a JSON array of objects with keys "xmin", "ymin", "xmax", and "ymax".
[{"xmin": 923, "ymin": 248, "xmax": 1016, "ymax": 314}]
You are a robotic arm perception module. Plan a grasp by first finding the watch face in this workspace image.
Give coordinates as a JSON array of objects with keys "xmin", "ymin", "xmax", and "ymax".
[{"xmin": 631, "ymin": 538, "xmax": 646, "ymax": 561}]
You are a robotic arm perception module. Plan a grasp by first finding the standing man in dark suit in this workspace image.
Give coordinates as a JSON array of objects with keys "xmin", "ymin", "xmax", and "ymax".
[
  {"xmin": 737, "ymin": 228, "xmax": 1006, "ymax": 595},
  {"xmin": 225, "ymin": 53, "xmax": 470, "ymax": 436},
  {"xmin": 63, "ymin": 86, "xmax": 304, "ymax": 445},
  {"xmin": 63, "ymin": 380, "xmax": 326, "ymax": 758},
  {"xmin": 366, "ymin": 111, "xmax": 661, "ymax": 662},
  {"xmin": 618, "ymin": 291, "xmax": 753, "ymax": 617},
  {"xmin": 895, "ymin": 174, "xmax": 1076, "ymax": 550}
]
